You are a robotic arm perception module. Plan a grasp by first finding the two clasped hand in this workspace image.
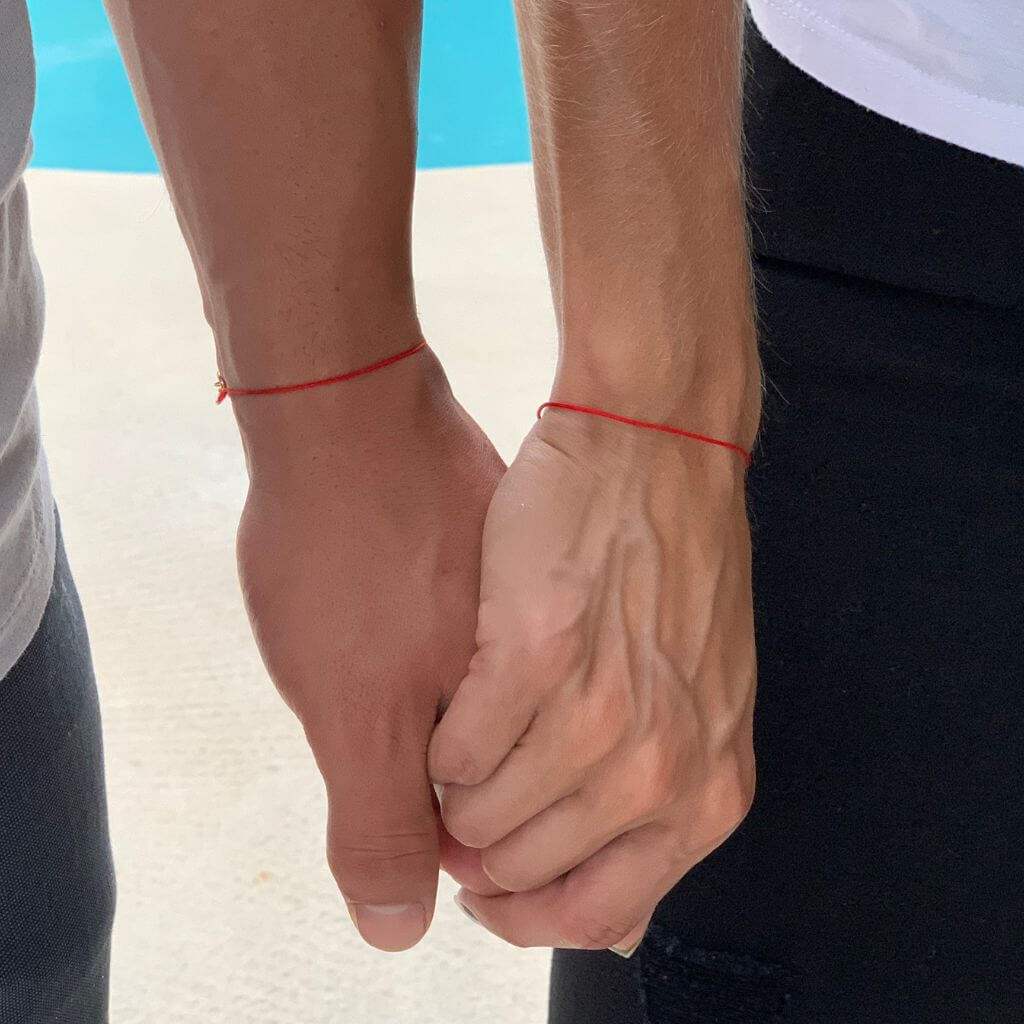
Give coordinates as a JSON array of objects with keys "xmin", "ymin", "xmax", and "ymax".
[
  {"xmin": 105, "ymin": 0, "xmax": 761, "ymax": 964},
  {"xmin": 239, "ymin": 358, "xmax": 756, "ymax": 955}
]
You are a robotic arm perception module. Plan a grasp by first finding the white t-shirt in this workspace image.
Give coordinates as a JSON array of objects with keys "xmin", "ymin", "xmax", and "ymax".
[{"xmin": 748, "ymin": 0, "xmax": 1024, "ymax": 166}]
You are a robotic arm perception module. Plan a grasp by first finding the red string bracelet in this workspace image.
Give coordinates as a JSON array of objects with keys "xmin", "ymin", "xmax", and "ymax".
[
  {"xmin": 215, "ymin": 339, "xmax": 428, "ymax": 405},
  {"xmin": 537, "ymin": 401, "xmax": 753, "ymax": 468}
]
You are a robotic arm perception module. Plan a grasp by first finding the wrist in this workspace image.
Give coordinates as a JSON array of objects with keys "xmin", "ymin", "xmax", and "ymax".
[
  {"xmin": 532, "ymin": 400, "xmax": 750, "ymax": 513},
  {"xmin": 234, "ymin": 343, "xmax": 457, "ymax": 487},
  {"xmin": 552, "ymin": 330, "xmax": 762, "ymax": 454}
]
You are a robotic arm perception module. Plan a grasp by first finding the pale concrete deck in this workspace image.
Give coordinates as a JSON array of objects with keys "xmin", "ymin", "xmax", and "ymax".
[{"xmin": 29, "ymin": 164, "xmax": 556, "ymax": 1023}]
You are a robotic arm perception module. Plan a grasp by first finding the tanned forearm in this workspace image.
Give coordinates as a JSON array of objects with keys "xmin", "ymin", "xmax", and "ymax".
[
  {"xmin": 103, "ymin": 1, "xmax": 427, "ymax": 446},
  {"xmin": 515, "ymin": 0, "xmax": 761, "ymax": 447}
]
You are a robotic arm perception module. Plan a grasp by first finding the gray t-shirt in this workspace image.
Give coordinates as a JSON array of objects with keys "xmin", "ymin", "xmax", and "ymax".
[{"xmin": 0, "ymin": 0, "xmax": 55, "ymax": 680}]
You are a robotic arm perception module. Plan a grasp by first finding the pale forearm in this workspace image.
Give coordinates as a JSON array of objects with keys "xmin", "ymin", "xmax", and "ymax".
[
  {"xmin": 515, "ymin": 0, "xmax": 761, "ymax": 445},
  {"xmin": 104, "ymin": 0, "xmax": 424, "ymax": 399}
]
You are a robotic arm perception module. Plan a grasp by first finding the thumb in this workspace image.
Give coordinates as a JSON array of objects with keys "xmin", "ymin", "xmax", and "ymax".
[{"xmin": 314, "ymin": 699, "xmax": 440, "ymax": 953}]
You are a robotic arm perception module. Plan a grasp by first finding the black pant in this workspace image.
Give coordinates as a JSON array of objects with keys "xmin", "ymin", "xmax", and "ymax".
[
  {"xmin": 0, "ymin": 522, "xmax": 115, "ymax": 1022},
  {"xmin": 550, "ymin": 24, "xmax": 1024, "ymax": 1024}
]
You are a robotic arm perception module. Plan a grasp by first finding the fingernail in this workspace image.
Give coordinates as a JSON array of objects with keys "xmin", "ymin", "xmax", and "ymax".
[
  {"xmin": 453, "ymin": 893, "xmax": 480, "ymax": 925},
  {"xmin": 609, "ymin": 938, "xmax": 643, "ymax": 959},
  {"xmin": 347, "ymin": 902, "xmax": 426, "ymax": 952}
]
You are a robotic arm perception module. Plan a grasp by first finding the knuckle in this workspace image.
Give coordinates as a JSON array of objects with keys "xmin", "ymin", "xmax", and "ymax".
[
  {"xmin": 521, "ymin": 594, "xmax": 588, "ymax": 678},
  {"xmin": 430, "ymin": 734, "xmax": 491, "ymax": 786},
  {"xmin": 696, "ymin": 761, "xmax": 757, "ymax": 847},
  {"xmin": 577, "ymin": 683, "xmax": 630, "ymax": 763},
  {"xmin": 499, "ymin": 929, "xmax": 533, "ymax": 950},
  {"xmin": 478, "ymin": 847, "xmax": 535, "ymax": 894},
  {"xmin": 562, "ymin": 906, "xmax": 636, "ymax": 950},
  {"xmin": 440, "ymin": 798, "xmax": 495, "ymax": 850},
  {"xmin": 634, "ymin": 737, "xmax": 683, "ymax": 812}
]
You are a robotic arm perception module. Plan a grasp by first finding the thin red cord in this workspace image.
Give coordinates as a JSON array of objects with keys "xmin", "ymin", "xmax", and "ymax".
[
  {"xmin": 537, "ymin": 401, "xmax": 753, "ymax": 468},
  {"xmin": 216, "ymin": 339, "xmax": 428, "ymax": 404}
]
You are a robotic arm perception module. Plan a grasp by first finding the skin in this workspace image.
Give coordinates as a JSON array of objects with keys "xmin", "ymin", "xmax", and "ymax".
[
  {"xmin": 104, "ymin": 0, "xmax": 501, "ymax": 952},
  {"xmin": 105, "ymin": 0, "xmax": 762, "ymax": 958},
  {"xmin": 430, "ymin": 0, "xmax": 762, "ymax": 953}
]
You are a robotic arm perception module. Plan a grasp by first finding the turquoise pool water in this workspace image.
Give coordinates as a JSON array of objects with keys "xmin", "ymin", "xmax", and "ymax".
[{"xmin": 27, "ymin": 0, "xmax": 531, "ymax": 172}]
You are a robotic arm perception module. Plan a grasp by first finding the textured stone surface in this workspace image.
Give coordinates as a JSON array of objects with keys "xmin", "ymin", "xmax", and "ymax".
[{"xmin": 29, "ymin": 165, "xmax": 555, "ymax": 1023}]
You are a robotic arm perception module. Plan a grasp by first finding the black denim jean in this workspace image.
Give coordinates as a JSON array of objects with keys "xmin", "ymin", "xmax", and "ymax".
[{"xmin": 0, "ymin": 520, "xmax": 115, "ymax": 1022}]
